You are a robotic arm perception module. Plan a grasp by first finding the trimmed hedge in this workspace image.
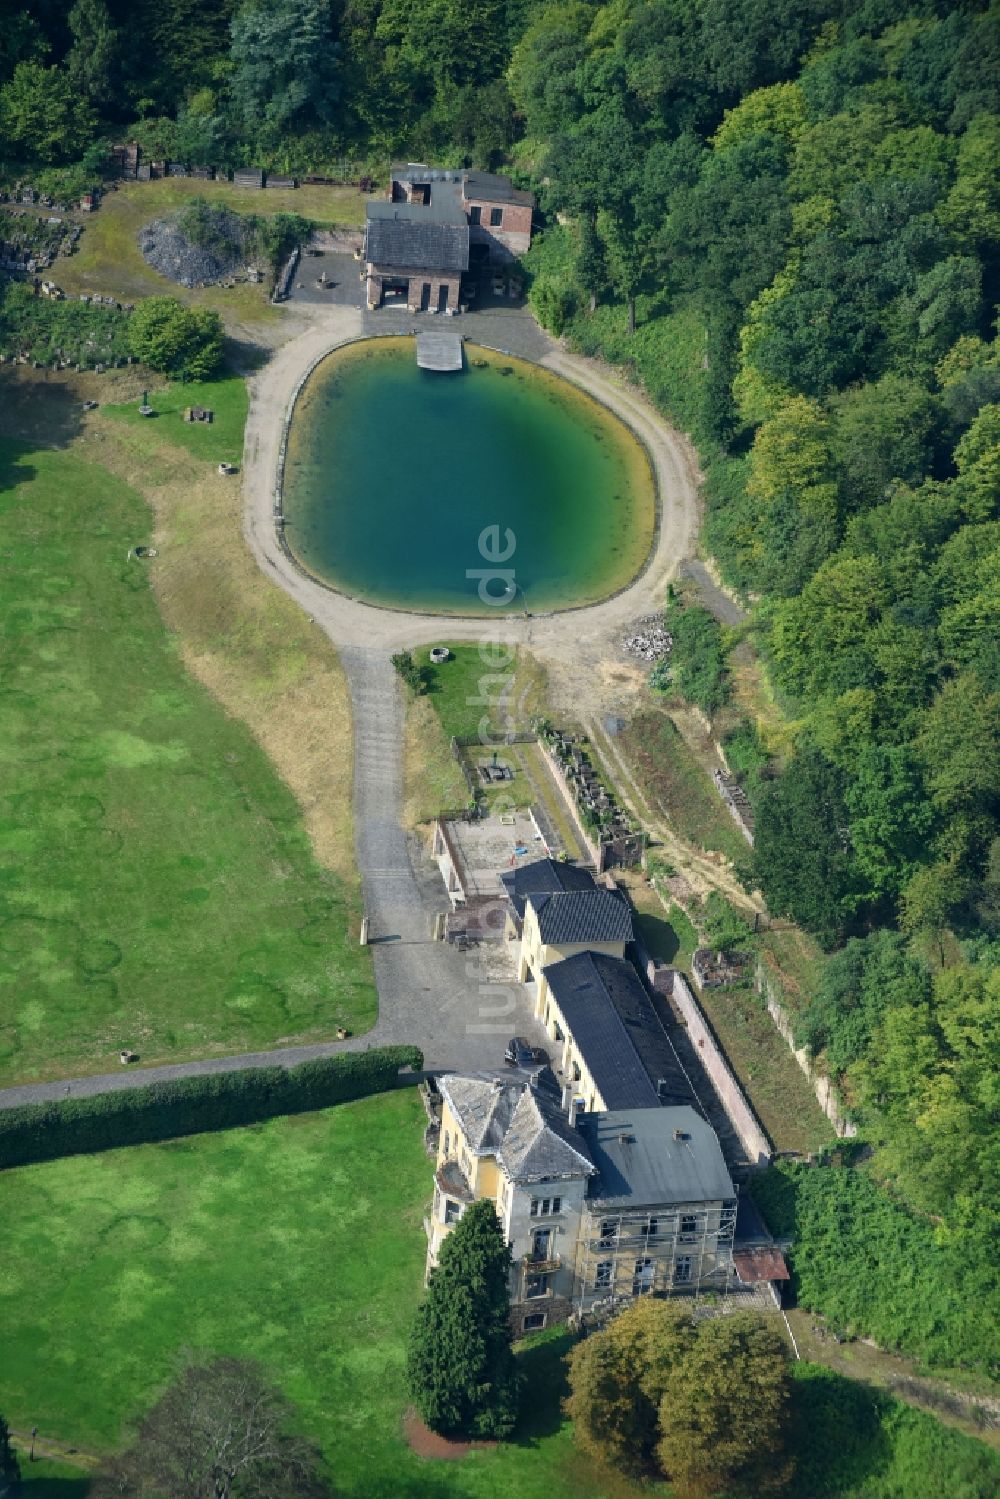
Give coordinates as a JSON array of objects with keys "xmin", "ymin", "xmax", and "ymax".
[{"xmin": 0, "ymin": 1045, "xmax": 423, "ymax": 1170}]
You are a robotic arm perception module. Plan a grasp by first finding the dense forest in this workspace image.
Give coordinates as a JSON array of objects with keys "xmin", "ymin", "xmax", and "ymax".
[{"xmin": 2, "ymin": 0, "xmax": 998, "ymax": 1378}]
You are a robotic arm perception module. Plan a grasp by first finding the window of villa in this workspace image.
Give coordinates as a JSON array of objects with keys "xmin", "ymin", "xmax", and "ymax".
[
  {"xmin": 594, "ymin": 1260, "xmax": 613, "ymax": 1289},
  {"xmin": 674, "ymin": 1256, "xmax": 692, "ymax": 1283},
  {"xmin": 523, "ymin": 1312, "xmax": 546, "ymax": 1331},
  {"xmin": 530, "ymin": 1197, "xmax": 562, "ymax": 1217},
  {"xmin": 445, "ymin": 1199, "xmax": 461, "ymax": 1225},
  {"xmin": 599, "ymin": 1219, "xmax": 618, "ymax": 1247},
  {"xmin": 679, "ymin": 1214, "xmax": 697, "ymax": 1242},
  {"xmin": 646, "ymin": 1216, "xmax": 659, "ymax": 1237},
  {"xmin": 553, "ymin": 1023, "xmax": 564, "ymax": 1042},
  {"xmin": 525, "ymin": 1273, "xmax": 549, "ymax": 1299},
  {"xmin": 632, "ymin": 1257, "xmax": 654, "ymax": 1295},
  {"xmin": 469, "ymin": 205, "xmax": 481, "ymax": 225},
  {"xmin": 490, "ymin": 207, "xmax": 503, "ymax": 226},
  {"xmin": 443, "ymin": 1131, "xmax": 450, "ymax": 1157},
  {"xmin": 571, "ymin": 1062, "xmax": 581, "ymax": 1081}
]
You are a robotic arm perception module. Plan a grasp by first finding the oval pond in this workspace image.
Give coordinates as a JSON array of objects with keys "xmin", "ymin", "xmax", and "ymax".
[{"xmin": 281, "ymin": 339, "xmax": 657, "ymax": 614}]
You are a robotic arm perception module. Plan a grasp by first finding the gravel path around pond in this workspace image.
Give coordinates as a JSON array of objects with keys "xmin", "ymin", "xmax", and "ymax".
[{"xmin": 240, "ymin": 309, "xmax": 700, "ymax": 664}]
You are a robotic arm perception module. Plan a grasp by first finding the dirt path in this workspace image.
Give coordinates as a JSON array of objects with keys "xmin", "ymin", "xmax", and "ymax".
[{"xmin": 783, "ymin": 1313, "xmax": 1000, "ymax": 1450}]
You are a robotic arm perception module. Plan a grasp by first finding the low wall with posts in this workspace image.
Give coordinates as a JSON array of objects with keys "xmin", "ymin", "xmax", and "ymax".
[
  {"xmin": 669, "ymin": 973, "xmax": 773, "ymax": 1167},
  {"xmin": 755, "ymin": 960, "xmax": 857, "ymax": 1139}
]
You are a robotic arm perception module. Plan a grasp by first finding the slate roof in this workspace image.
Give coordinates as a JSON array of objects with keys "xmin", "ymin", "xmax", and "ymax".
[
  {"xmin": 437, "ymin": 1071, "xmax": 593, "ymax": 1184},
  {"xmin": 579, "ymin": 1106, "xmax": 735, "ymax": 1209},
  {"xmin": 389, "ymin": 163, "xmax": 534, "ymax": 207},
  {"xmin": 543, "ymin": 951, "xmax": 699, "ymax": 1110},
  {"xmin": 499, "ymin": 858, "xmax": 598, "ymax": 922},
  {"xmin": 463, "ymin": 169, "xmax": 535, "ymax": 206},
  {"xmin": 497, "ymin": 1087, "xmax": 595, "ymax": 1182},
  {"xmin": 365, "ymin": 207, "xmax": 469, "ymax": 272},
  {"xmin": 529, "ymin": 889, "xmax": 634, "ymax": 946}
]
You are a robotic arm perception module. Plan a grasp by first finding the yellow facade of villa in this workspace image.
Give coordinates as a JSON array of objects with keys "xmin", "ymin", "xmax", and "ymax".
[{"xmin": 426, "ymin": 1074, "xmax": 739, "ymax": 1335}]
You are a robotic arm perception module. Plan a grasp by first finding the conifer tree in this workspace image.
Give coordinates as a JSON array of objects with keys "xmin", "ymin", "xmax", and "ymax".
[
  {"xmin": 0, "ymin": 1413, "xmax": 20, "ymax": 1499},
  {"xmin": 407, "ymin": 1199, "xmax": 520, "ymax": 1439}
]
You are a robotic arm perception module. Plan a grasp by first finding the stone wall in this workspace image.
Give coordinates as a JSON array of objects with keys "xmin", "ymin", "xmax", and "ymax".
[
  {"xmin": 755, "ymin": 961, "xmax": 857, "ymax": 1139},
  {"xmin": 670, "ymin": 974, "xmax": 773, "ymax": 1167}
]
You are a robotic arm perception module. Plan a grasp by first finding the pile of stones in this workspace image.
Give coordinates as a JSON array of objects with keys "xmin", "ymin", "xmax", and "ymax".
[
  {"xmin": 622, "ymin": 615, "xmax": 672, "ymax": 660},
  {"xmin": 138, "ymin": 215, "xmax": 262, "ymax": 288}
]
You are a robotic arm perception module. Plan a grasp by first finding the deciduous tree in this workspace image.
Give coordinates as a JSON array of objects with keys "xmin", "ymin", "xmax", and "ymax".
[
  {"xmin": 230, "ymin": 0, "xmax": 341, "ymax": 137},
  {"xmin": 90, "ymin": 1358, "xmax": 329, "ymax": 1498},
  {"xmin": 128, "ymin": 296, "xmax": 223, "ymax": 381},
  {"xmin": 565, "ymin": 1299, "xmax": 694, "ymax": 1474},
  {"xmin": 0, "ymin": 61, "xmax": 96, "ymax": 164},
  {"xmin": 656, "ymin": 1313, "xmax": 791, "ymax": 1497}
]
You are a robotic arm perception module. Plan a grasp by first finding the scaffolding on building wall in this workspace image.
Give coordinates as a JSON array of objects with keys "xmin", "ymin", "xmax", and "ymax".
[{"xmin": 571, "ymin": 1198, "xmax": 738, "ymax": 1325}]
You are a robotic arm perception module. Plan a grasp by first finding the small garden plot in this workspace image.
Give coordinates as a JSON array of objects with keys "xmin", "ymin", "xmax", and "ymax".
[
  {"xmin": 0, "ymin": 279, "xmax": 130, "ymax": 368},
  {"xmin": 0, "ymin": 208, "xmax": 79, "ymax": 268}
]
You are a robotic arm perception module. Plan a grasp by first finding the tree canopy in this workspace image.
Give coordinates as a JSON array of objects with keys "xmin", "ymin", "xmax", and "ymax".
[
  {"xmin": 407, "ymin": 1198, "xmax": 520, "ymax": 1439},
  {"xmin": 565, "ymin": 1301, "xmax": 792, "ymax": 1494}
]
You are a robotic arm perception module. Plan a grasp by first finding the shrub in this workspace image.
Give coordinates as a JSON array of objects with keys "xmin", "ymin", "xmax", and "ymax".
[
  {"xmin": 749, "ymin": 1162, "xmax": 999, "ymax": 1375},
  {"xmin": 0, "ymin": 279, "xmax": 130, "ymax": 367},
  {"xmin": 664, "ymin": 599, "xmax": 729, "ymax": 716},
  {"xmin": 0, "ymin": 1045, "xmax": 423, "ymax": 1170},
  {"xmin": 390, "ymin": 650, "xmax": 429, "ymax": 694},
  {"xmin": 128, "ymin": 295, "xmax": 223, "ymax": 380}
]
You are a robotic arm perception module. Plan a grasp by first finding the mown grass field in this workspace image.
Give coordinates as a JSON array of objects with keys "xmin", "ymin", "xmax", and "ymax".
[
  {"xmin": 419, "ymin": 642, "xmax": 548, "ymax": 743},
  {"xmin": 51, "ymin": 178, "xmax": 368, "ymax": 316},
  {"xmin": 402, "ymin": 642, "xmax": 551, "ymax": 829},
  {"xmin": 103, "ymin": 376, "xmax": 248, "ymax": 465},
  {"xmin": 0, "ymin": 1092, "xmax": 643, "ymax": 1499},
  {"xmin": 0, "ymin": 425, "xmax": 374, "ymax": 1083},
  {"xmin": 3, "ymin": 1097, "xmax": 996, "ymax": 1499}
]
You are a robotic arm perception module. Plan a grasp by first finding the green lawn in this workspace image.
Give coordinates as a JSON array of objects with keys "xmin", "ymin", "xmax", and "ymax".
[
  {"xmin": 104, "ymin": 376, "xmax": 248, "ymax": 466},
  {"xmin": 419, "ymin": 643, "xmax": 546, "ymax": 743},
  {"xmin": 1, "ymin": 1094, "xmax": 994, "ymax": 1497},
  {"xmin": 0, "ymin": 1093, "xmax": 640, "ymax": 1499},
  {"xmin": 0, "ymin": 436, "xmax": 374, "ymax": 1083}
]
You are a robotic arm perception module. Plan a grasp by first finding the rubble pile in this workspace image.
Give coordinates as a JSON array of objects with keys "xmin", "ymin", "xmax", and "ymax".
[
  {"xmin": 622, "ymin": 615, "xmax": 672, "ymax": 661},
  {"xmin": 138, "ymin": 214, "xmax": 263, "ymax": 288}
]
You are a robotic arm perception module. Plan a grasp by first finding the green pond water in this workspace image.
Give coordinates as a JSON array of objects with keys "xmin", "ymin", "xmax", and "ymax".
[{"xmin": 281, "ymin": 338, "xmax": 656, "ymax": 614}]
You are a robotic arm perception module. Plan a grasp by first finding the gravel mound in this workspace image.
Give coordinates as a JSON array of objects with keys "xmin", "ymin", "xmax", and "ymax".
[{"xmin": 138, "ymin": 214, "xmax": 263, "ymax": 288}]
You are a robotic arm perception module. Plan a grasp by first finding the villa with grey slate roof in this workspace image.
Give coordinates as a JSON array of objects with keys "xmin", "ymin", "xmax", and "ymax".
[{"xmin": 426, "ymin": 1071, "xmax": 739, "ymax": 1334}]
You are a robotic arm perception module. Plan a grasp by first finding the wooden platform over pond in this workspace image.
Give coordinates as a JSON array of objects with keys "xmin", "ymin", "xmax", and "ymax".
[{"xmin": 416, "ymin": 331, "xmax": 463, "ymax": 372}]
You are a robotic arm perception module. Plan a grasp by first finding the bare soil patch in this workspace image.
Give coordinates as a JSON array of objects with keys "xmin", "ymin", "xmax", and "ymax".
[{"xmin": 402, "ymin": 1408, "xmax": 498, "ymax": 1460}]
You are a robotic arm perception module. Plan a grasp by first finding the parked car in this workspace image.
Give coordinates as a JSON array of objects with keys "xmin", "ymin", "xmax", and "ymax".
[{"xmin": 504, "ymin": 1036, "xmax": 548, "ymax": 1068}]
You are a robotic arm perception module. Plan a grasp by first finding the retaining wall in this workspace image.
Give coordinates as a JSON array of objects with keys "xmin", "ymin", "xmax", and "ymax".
[
  {"xmin": 670, "ymin": 973, "xmax": 773, "ymax": 1167},
  {"xmin": 755, "ymin": 960, "xmax": 857, "ymax": 1139}
]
